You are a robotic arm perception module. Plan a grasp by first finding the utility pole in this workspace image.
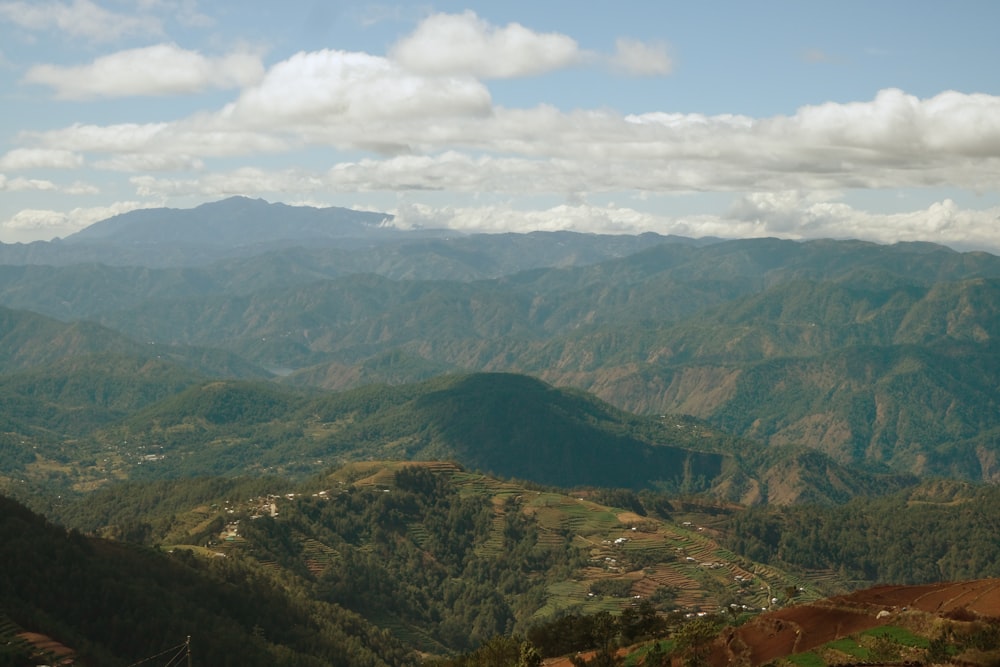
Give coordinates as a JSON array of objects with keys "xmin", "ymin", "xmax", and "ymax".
[{"xmin": 186, "ymin": 636, "xmax": 192, "ymax": 667}]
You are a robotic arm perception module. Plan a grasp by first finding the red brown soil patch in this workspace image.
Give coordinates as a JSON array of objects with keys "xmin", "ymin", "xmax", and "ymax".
[
  {"xmin": 712, "ymin": 579, "xmax": 1000, "ymax": 667},
  {"xmin": 837, "ymin": 578, "xmax": 1000, "ymax": 616}
]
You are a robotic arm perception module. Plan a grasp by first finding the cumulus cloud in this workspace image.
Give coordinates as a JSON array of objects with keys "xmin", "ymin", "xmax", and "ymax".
[
  {"xmin": 391, "ymin": 201, "xmax": 664, "ymax": 234},
  {"xmin": 390, "ymin": 11, "xmax": 582, "ymax": 78},
  {"xmin": 64, "ymin": 180, "xmax": 99, "ymax": 195},
  {"xmin": 24, "ymin": 43, "xmax": 265, "ymax": 99},
  {"xmin": 119, "ymin": 156, "xmax": 1000, "ymax": 251},
  {"xmin": 725, "ymin": 191, "xmax": 1000, "ymax": 249},
  {"xmin": 0, "ymin": 148, "xmax": 83, "ymax": 170},
  {"xmin": 0, "ymin": 0, "xmax": 161, "ymax": 41},
  {"xmin": 94, "ymin": 153, "xmax": 205, "ymax": 172},
  {"xmin": 1, "ymin": 200, "xmax": 146, "ymax": 240},
  {"xmin": 19, "ymin": 85, "xmax": 1000, "ymax": 197},
  {"xmin": 131, "ymin": 167, "xmax": 325, "ymax": 197},
  {"xmin": 22, "ymin": 120, "xmax": 287, "ymax": 159},
  {"xmin": 0, "ymin": 175, "xmax": 57, "ymax": 191},
  {"xmin": 386, "ymin": 197, "xmax": 1000, "ymax": 252},
  {"xmin": 227, "ymin": 49, "xmax": 491, "ymax": 123},
  {"xmin": 610, "ymin": 38, "xmax": 673, "ymax": 76}
]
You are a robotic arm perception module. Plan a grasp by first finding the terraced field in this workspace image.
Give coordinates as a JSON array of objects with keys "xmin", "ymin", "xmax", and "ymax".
[
  {"xmin": 176, "ymin": 460, "xmax": 825, "ymax": 630},
  {"xmin": 443, "ymin": 470, "xmax": 820, "ymax": 617},
  {"xmin": 299, "ymin": 536, "xmax": 340, "ymax": 576}
]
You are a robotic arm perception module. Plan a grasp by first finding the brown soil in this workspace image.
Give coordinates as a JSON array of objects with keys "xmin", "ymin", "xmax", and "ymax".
[{"xmin": 713, "ymin": 578, "xmax": 1000, "ymax": 667}]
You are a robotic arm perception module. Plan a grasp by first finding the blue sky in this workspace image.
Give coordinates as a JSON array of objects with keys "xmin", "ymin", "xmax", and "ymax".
[{"xmin": 2, "ymin": 1, "xmax": 1000, "ymax": 250}]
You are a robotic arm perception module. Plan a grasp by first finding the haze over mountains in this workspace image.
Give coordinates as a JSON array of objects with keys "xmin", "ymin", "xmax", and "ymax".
[
  {"xmin": 2, "ymin": 197, "xmax": 999, "ymax": 485},
  {"xmin": 5, "ymin": 197, "xmax": 1000, "ymax": 665}
]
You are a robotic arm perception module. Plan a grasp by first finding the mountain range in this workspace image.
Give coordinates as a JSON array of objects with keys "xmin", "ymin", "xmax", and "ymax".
[
  {"xmin": 5, "ymin": 197, "xmax": 1000, "ymax": 665},
  {"xmin": 2, "ymin": 197, "xmax": 999, "ymax": 484}
]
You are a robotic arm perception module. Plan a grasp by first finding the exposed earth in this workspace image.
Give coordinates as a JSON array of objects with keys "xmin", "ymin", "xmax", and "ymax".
[{"xmin": 713, "ymin": 578, "xmax": 1000, "ymax": 667}]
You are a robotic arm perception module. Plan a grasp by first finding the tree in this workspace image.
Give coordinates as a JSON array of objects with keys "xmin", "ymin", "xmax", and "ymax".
[
  {"xmin": 644, "ymin": 641, "xmax": 669, "ymax": 667},
  {"xmin": 518, "ymin": 641, "xmax": 542, "ymax": 667},
  {"xmin": 673, "ymin": 618, "xmax": 719, "ymax": 667}
]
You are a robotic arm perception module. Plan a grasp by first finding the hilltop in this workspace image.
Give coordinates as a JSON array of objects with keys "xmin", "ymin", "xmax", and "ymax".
[
  {"xmin": 709, "ymin": 578, "xmax": 1000, "ymax": 667},
  {"xmin": 1, "ymin": 462, "xmax": 820, "ymax": 664},
  {"xmin": 8, "ymin": 463, "xmax": 1000, "ymax": 664},
  {"xmin": 0, "ymin": 364, "xmax": 912, "ymax": 505},
  {"xmin": 2, "ymin": 200, "xmax": 999, "ymax": 485}
]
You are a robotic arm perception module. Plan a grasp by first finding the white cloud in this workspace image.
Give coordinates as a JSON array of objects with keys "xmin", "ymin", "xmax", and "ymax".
[
  {"xmin": 391, "ymin": 201, "xmax": 663, "ymax": 234},
  {"xmin": 610, "ymin": 38, "xmax": 673, "ymax": 76},
  {"xmin": 24, "ymin": 122, "xmax": 173, "ymax": 153},
  {"xmin": 16, "ymin": 82, "xmax": 1000, "ymax": 207},
  {"xmin": 131, "ymin": 167, "xmax": 325, "ymax": 197},
  {"xmin": 64, "ymin": 180, "xmax": 100, "ymax": 195},
  {"xmin": 0, "ymin": 148, "xmax": 83, "ymax": 170},
  {"xmin": 22, "ymin": 120, "xmax": 287, "ymax": 159},
  {"xmin": 219, "ymin": 50, "xmax": 491, "ymax": 128},
  {"xmin": 1, "ymin": 200, "xmax": 146, "ymax": 240},
  {"xmin": 725, "ymin": 191, "xmax": 1000, "ymax": 249},
  {"xmin": 390, "ymin": 11, "xmax": 581, "ymax": 78},
  {"xmin": 0, "ymin": 0, "xmax": 161, "ymax": 41},
  {"xmin": 24, "ymin": 43, "xmax": 264, "ymax": 99},
  {"xmin": 387, "ymin": 197, "xmax": 1000, "ymax": 252},
  {"xmin": 94, "ymin": 153, "xmax": 205, "ymax": 172},
  {"xmin": 0, "ymin": 175, "xmax": 57, "ymax": 191}
]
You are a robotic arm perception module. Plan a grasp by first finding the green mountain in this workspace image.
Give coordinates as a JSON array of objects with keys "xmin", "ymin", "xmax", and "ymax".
[
  {"xmin": 723, "ymin": 479, "xmax": 1000, "ymax": 584},
  {"xmin": 5, "ymin": 461, "xmax": 840, "ymax": 663},
  {"xmin": 5, "ymin": 214, "xmax": 1000, "ymax": 487},
  {"xmin": 84, "ymin": 372, "xmax": 734, "ymax": 490},
  {"xmin": 0, "ymin": 366, "xmax": 912, "ymax": 508},
  {"xmin": 9, "ymin": 465, "xmax": 1000, "ymax": 666},
  {"xmin": 0, "ymin": 492, "xmax": 416, "ymax": 667},
  {"xmin": 0, "ymin": 305, "xmax": 269, "ymax": 378},
  {"xmin": 0, "ymin": 198, "xmax": 677, "ymax": 271}
]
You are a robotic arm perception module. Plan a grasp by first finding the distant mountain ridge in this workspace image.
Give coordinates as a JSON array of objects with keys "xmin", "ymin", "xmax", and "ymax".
[
  {"xmin": 67, "ymin": 196, "xmax": 398, "ymax": 246},
  {"xmin": 0, "ymin": 196, "xmax": 687, "ymax": 269},
  {"xmin": 2, "ymin": 197, "xmax": 1000, "ymax": 489}
]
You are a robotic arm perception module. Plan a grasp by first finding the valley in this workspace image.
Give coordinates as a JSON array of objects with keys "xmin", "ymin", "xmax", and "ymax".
[{"xmin": 3, "ymin": 198, "xmax": 1000, "ymax": 665}]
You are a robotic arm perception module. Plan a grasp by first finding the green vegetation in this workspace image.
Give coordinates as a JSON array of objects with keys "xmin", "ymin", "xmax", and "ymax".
[
  {"xmin": 0, "ymin": 494, "xmax": 416, "ymax": 667},
  {"xmin": 8, "ymin": 228, "xmax": 1000, "ymax": 664},
  {"xmin": 723, "ymin": 481, "xmax": 1000, "ymax": 584},
  {"xmin": 3, "ymin": 460, "xmax": 831, "ymax": 664},
  {"xmin": 861, "ymin": 625, "xmax": 929, "ymax": 649}
]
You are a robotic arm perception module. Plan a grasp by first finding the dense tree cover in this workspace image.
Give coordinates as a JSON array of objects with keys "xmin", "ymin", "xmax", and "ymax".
[
  {"xmin": 724, "ymin": 482, "xmax": 1000, "ymax": 584},
  {"xmin": 247, "ymin": 466, "xmax": 586, "ymax": 652},
  {"xmin": 0, "ymin": 494, "xmax": 416, "ymax": 667},
  {"xmin": 25, "ymin": 371, "xmax": 746, "ymax": 496},
  {"xmin": 427, "ymin": 606, "xmax": 669, "ymax": 666},
  {"xmin": 422, "ymin": 635, "xmax": 543, "ymax": 667},
  {"xmin": 7, "ymin": 235, "xmax": 1000, "ymax": 488},
  {"xmin": 524, "ymin": 605, "xmax": 667, "ymax": 658},
  {"xmin": 48, "ymin": 476, "xmax": 292, "ymax": 541},
  {"xmin": 14, "ymin": 461, "xmax": 1000, "ymax": 666}
]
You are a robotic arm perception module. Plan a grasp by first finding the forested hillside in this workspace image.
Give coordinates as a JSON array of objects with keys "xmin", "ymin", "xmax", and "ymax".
[
  {"xmin": 5, "ymin": 230, "xmax": 996, "ymax": 481},
  {"xmin": 8, "ymin": 467, "xmax": 1000, "ymax": 666},
  {"xmin": 0, "ymin": 493, "xmax": 415, "ymax": 667},
  {"xmin": 0, "ymin": 364, "xmax": 914, "ymax": 508},
  {"xmin": 1, "ymin": 462, "xmax": 827, "ymax": 664},
  {"xmin": 722, "ymin": 480, "xmax": 1000, "ymax": 585},
  {"xmin": 5, "ymin": 200, "xmax": 1000, "ymax": 664}
]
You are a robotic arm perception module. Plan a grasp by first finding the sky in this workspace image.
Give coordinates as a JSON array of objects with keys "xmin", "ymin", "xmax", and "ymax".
[{"xmin": 2, "ymin": 1, "xmax": 1000, "ymax": 251}]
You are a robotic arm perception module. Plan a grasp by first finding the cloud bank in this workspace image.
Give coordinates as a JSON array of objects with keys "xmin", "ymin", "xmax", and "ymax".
[
  {"xmin": 1, "ymin": 9, "xmax": 998, "ymax": 251},
  {"xmin": 24, "ymin": 43, "xmax": 264, "ymax": 98}
]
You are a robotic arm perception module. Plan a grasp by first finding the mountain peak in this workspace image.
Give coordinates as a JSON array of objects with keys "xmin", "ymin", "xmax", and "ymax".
[{"xmin": 66, "ymin": 198, "xmax": 396, "ymax": 247}]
